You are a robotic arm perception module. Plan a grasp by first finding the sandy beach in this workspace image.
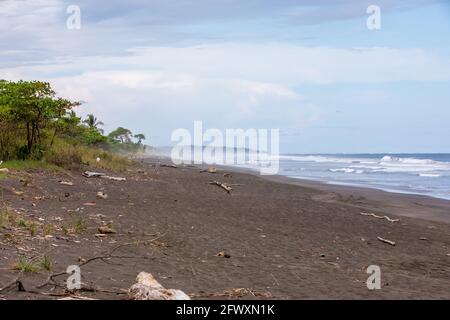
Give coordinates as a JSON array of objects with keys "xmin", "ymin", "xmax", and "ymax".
[{"xmin": 0, "ymin": 158, "xmax": 449, "ymax": 299}]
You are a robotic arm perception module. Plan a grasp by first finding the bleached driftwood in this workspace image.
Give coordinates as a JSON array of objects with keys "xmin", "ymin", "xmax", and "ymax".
[
  {"xmin": 101, "ymin": 175, "xmax": 126, "ymax": 181},
  {"xmin": 58, "ymin": 296, "xmax": 97, "ymax": 300},
  {"xmin": 160, "ymin": 164, "xmax": 178, "ymax": 168},
  {"xmin": 128, "ymin": 272, "xmax": 190, "ymax": 300},
  {"xmin": 200, "ymin": 167, "xmax": 217, "ymax": 173},
  {"xmin": 209, "ymin": 181, "xmax": 232, "ymax": 193},
  {"xmin": 377, "ymin": 237, "xmax": 396, "ymax": 246},
  {"xmin": 360, "ymin": 212, "xmax": 399, "ymax": 223},
  {"xmin": 83, "ymin": 171, "xmax": 126, "ymax": 181},
  {"xmin": 0, "ymin": 168, "xmax": 9, "ymax": 173},
  {"xmin": 83, "ymin": 171, "xmax": 104, "ymax": 178}
]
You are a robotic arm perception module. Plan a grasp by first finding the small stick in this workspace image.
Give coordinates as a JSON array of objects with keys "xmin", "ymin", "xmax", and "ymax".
[
  {"xmin": 361, "ymin": 212, "xmax": 399, "ymax": 223},
  {"xmin": 209, "ymin": 181, "xmax": 232, "ymax": 193},
  {"xmin": 377, "ymin": 237, "xmax": 396, "ymax": 246}
]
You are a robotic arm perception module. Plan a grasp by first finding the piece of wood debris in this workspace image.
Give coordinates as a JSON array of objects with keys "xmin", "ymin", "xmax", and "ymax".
[
  {"xmin": 129, "ymin": 272, "xmax": 190, "ymax": 300},
  {"xmin": 0, "ymin": 168, "xmax": 9, "ymax": 173},
  {"xmin": 12, "ymin": 189, "xmax": 24, "ymax": 196},
  {"xmin": 209, "ymin": 181, "xmax": 232, "ymax": 193},
  {"xmin": 216, "ymin": 251, "xmax": 231, "ymax": 258},
  {"xmin": 360, "ymin": 212, "xmax": 399, "ymax": 223},
  {"xmin": 419, "ymin": 237, "xmax": 428, "ymax": 241},
  {"xmin": 83, "ymin": 171, "xmax": 126, "ymax": 181},
  {"xmin": 98, "ymin": 226, "xmax": 117, "ymax": 234},
  {"xmin": 377, "ymin": 237, "xmax": 396, "ymax": 246},
  {"xmin": 94, "ymin": 233, "xmax": 107, "ymax": 238},
  {"xmin": 159, "ymin": 164, "xmax": 177, "ymax": 168},
  {"xmin": 83, "ymin": 171, "xmax": 105, "ymax": 178},
  {"xmin": 190, "ymin": 288, "xmax": 272, "ymax": 299},
  {"xmin": 59, "ymin": 181, "xmax": 74, "ymax": 186},
  {"xmin": 96, "ymin": 191, "xmax": 108, "ymax": 199},
  {"xmin": 200, "ymin": 167, "xmax": 217, "ymax": 173},
  {"xmin": 58, "ymin": 296, "xmax": 97, "ymax": 300},
  {"xmin": 83, "ymin": 202, "xmax": 96, "ymax": 206},
  {"xmin": 101, "ymin": 175, "xmax": 126, "ymax": 181}
]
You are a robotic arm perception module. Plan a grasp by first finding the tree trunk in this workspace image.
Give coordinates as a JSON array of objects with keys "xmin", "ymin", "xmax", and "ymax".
[{"xmin": 26, "ymin": 122, "xmax": 32, "ymax": 155}]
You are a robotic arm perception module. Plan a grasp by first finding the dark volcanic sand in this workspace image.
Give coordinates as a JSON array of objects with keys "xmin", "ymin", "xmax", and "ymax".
[{"xmin": 0, "ymin": 159, "xmax": 449, "ymax": 299}]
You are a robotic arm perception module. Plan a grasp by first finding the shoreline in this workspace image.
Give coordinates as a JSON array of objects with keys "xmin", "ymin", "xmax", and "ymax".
[{"xmin": 160, "ymin": 158, "xmax": 450, "ymax": 224}]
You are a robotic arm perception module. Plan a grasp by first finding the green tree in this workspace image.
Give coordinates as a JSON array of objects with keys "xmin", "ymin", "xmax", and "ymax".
[
  {"xmin": 134, "ymin": 133, "xmax": 146, "ymax": 145},
  {"xmin": 108, "ymin": 127, "xmax": 132, "ymax": 144},
  {"xmin": 0, "ymin": 80, "xmax": 79, "ymax": 157}
]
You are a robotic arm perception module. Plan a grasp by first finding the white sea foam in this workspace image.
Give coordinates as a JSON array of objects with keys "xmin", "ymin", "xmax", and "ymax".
[
  {"xmin": 418, "ymin": 173, "xmax": 442, "ymax": 178},
  {"xmin": 330, "ymin": 168, "xmax": 356, "ymax": 173},
  {"xmin": 281, "ymin": 154, "xmax": 450, "ymax": 175}
]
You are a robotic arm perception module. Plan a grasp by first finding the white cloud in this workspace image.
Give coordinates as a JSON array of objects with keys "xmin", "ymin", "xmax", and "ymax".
[{"xmin": 1, "ymin": 43, "xmax": 449, "ymax": 146}]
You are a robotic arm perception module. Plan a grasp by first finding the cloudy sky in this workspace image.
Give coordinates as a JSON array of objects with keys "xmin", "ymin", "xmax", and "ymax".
[{"xmin": 1, "ymin": 0, "xmax": 450, "ymax": 153}]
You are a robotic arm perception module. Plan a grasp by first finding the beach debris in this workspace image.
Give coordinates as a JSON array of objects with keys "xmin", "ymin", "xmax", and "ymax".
[
  {"xmin": 159, "ymin": 164, "xmax": 177, "ymax": 168},
  {"xmin": 419, "ymin": 237, "xmax": 428, "ymax": 241},
  {"xmin": 223, "ymin": 173, "xmax": 232, "ymax": 178},
  {"xmin": 83, "ymin": 171, "xmax": 104, "ymax": 178},
  {"xmin": 98, "ymin": 226, "xmax": 117, "ymax": 234},
  {"xmin": 377, "ymin": 237, "xmax": 396, "ymax": 246},
  {"xmin": 94, "ymin": 233, "xmax": 107, "ymax": 238},
  {"xmin": 83, "ymin": 202, "xmax": 96, "ymax": 206},
  {"xmin": 128, "ymin": 272, "xmax": 190, "ymax": 300},
  {"xmin": 59, "ymin": 296, "xmax": 97, "ymax": 300},
  {"xmin": 96, "ymin": 191, "xmax": 108, "ymax": 199},
  {"xmin": 102, "ymin": 175, "xmax": 126, "ymax": 181},
  {"xmin": 209, "ymin": 181, "xmax": 232, "ymax": 193},
  {"xmin": 200, "ymin": 167, "xmax": 217, "ymax": 174},
  {"xmin": 59, "ymin": 181, "xmax": 74, "ymax": 186},
  {"xmin": 83, "ymin": 171, "xmax": 126, "ymax": 181},
  {"xmin": 216, "ymin": 251, "xmax": 231, "ymax": 258},
  {"xmin": 360, "ymin": 212, "xmax": 399, "ymax": 223},
  {"xmin": 0, "ymin": 168, "xmax": 9, "ymax": 173},
  {"xmin": 12, "ymin": 189, "xmax": 24, "ymax": 196},
  {"xmin": 190, "ymin": 288, "xmax": 272, "ymax": 299}
]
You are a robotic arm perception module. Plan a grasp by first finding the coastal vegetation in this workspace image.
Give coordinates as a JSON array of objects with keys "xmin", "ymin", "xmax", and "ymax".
[{"xmin": 0, "ymin": 80, "xmax": 146, "ymax": 171}]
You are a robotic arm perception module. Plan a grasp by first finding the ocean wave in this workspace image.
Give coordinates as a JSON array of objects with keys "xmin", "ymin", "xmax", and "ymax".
[
  {"xmin": 329, "ymin": 168, "xmax": 364, "ymax": 174},
  {"xmin": 418, "ymin": 173, "xmax": 442, "ymax": 178},
  {"xmin": 280, "ymin": 154, "xmax": 450, "ymax": 176}
]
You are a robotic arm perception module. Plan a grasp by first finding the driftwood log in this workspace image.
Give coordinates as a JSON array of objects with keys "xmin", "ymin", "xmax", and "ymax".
[
  {"xmin": 377, "ymin": 237, "xmax": 396, "ymax": 246},
  {"xmin": 83, "ymin": 171, "xmax": 126, "ymax": 181},
  {"xmin": 159, "ymin": 164, "xmax": 178, "ymax": 168},
  {"xmin": 209, "ymin": 181, "xmax": 232, "ymax": 193},
  {"xmin": 128, "ymin": 272, "xmax": 190, "ymax": 300}
]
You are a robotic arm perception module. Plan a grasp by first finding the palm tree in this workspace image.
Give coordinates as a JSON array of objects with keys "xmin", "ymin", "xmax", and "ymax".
[{"xmin": 83, "ymin": 114, "xmax": 104, "ymax": 133}]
